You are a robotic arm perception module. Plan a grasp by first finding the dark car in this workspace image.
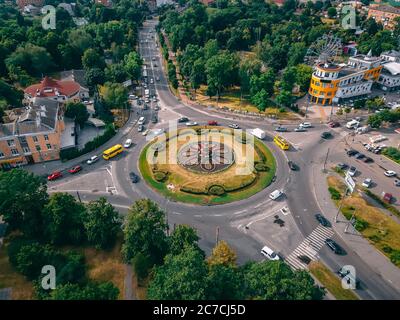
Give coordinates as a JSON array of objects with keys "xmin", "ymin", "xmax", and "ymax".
[
  {"xmin": 68, "ymin": 165, "xmax": 82, "ymax": 174},
  {"xmin": 129, "ymin": 172, "xmax": 139, "ymax": 183},
  {"xmin": 337, "ymin": 163, "xmax": 348, "ymax": 170},
  {"xmin": 315, "ymin": 213, "xmax": 331, "ymax": 227},
  {"xmin": 178, "ymin": 117, "xmax": 189, "ymax": 123},
  {"xmin": 208, "ymin": 120, "xmax": 218, "ymax": 126},
  {"xmin": 288, "ymin": 160, "xmax": 298, "ymax": 171},
  {"xmin": 151, "ymin": 116, "xmax": 158, "ymax": 123},
  {"xmin": 275, "ymin": 126, "xmax": 288, "ymax": 132},
  {"xmin": 355, "ymin": 153, "xmax": 365, "ymax": 160},
  {"xmin": 325, "ymin": 239, "xmax": 345, "ymax": 255},
  {"xmin": 347, "ymin": 149, "xmax": 358, "ymax": 157},
  {"xmin": 328, "ymin": 121, "xmax": 340, "ymax": 128},
  {"xmin": 321, "ymin": 131, "xmax": 332, "ymax": 139},
  {"xmin": 297, "ymin": 255, "xmax": 311, "ymax": 265},
  {"xmin": 363, "ymin": 157, "xmax": 374, "ymax": 163}
]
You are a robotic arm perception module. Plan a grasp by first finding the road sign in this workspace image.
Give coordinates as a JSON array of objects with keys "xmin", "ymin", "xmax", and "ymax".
[{"xmin": 345, "ymin": 173, "xmax": 355, "ymax": 193}]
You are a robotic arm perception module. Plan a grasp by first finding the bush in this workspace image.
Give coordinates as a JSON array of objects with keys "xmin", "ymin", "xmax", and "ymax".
[
  {"xmin": 222, "ymin": 176, "xmax": 256, "ymax": 192},
  {"xmin": 353, "ymin": 218, "xmax": 369, "ymax": 232},
  {"xmin": 254, "ymin": 146, "xmax": 267, "ymax": 162},
  {"xmin": 390, "ymin": 250, "xmax": 400, "ymax": 266},
  {"xmin": 254, "ymin": 162, "xmax": 269, "ymax": 172},
  {"xmin": 328, "ymin": 187, "xmax": 341, "ymax": 200},
  {"xmin": 154, "ymin": 171, "xmax": 167, "ymax": 182},
  {"xmin": 208, "ymin": 185, "xmax": 225, "ymax": 196},
  {"xmin": 132, "ymin": 252, "xmax": 154, "ymax": 283},
  {"xmin": 180, "ymin": 185, "xmax": 205, "ymax": 194},
  {"xmin": 382, "ymin": 147, "xmax": 400, "ymax": 164}
]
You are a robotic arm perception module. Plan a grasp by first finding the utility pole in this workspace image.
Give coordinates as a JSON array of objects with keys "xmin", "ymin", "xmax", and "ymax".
[
  {"xmin": 76, "ymin": 191, "xmax": 82, "ymax": 203},
  {"xmin": 165, "ymin": 196, "xmax": 170, "ymax": 236},
  {"xmin": 323, "ymin": 147, "xmax": 330, "ymax": 172},
  {"xmin": 344, "ymin": 209, "xmax": 356, "ymax": 234},
  {"xmin": 215, "ymin": 226, "xmax": 219, "ymax": 245},
  {"xmin": 305, "ymin": 94, "xmax": 310, "ymax": 119},
  {"xmin": 334, "ymin": 187, "xmax": 349, "ymax": 223}
]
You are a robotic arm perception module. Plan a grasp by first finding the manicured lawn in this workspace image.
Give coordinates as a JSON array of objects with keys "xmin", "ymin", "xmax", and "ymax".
[
  {"xmin": 327, "ymin": 176, "xmax": 400, "ymax": 268},
  {"xmin": 309, "ymin": 262, "xmax": 359, "ymax": 300}
]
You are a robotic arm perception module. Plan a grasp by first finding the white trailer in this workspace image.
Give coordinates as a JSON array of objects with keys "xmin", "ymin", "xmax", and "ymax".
[{"xmin": 249, "ymin": 128, "xmax": 266, "ymax": 140}]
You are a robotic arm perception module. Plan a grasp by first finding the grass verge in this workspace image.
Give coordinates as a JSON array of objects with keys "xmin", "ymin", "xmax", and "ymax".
[{"xmin": 309, "ymin": 261, "xmax": 359, "ymax": 300}]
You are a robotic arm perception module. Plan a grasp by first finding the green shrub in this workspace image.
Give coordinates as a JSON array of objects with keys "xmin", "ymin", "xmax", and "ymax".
[
  {"xmin": 353, "ymin": 218, "xmax": 369, "ymax": 232},
  {"xmin": 369, "ymin": 234, "xmax": 381, "ymax": 243},
  {"xmin": 254, "ymin": 146, "xmax": 267, "ymax": 162},
  {"xmin": 208, "ymin": 185, "xmax": 225, "ymax": 196},
  {"xmin": 383, "ymin": 246, "xmax": 393, "ymax": 254},
  {"xmin": 154, "ymin": 171, "xmax": 167, "ymax": 182},
  {"xmin": 222, "ymin": 176, "xmax": 256, "ymax": 192},
  {"xmin": 132, "ymin": 252, "xmax": 154, "ymax": 283},
  {"xmin": 180, "ymin": 185, "xmax": 205, "ymax": 194},
  {"xmin": 328, "ymin": 187, "xmax": 341, "ymax": 200},
  {"xmin": 390, "ymin": 250, "xmax": 400, "ymax": 266},
  {"xmin": 254, "ymin": 162, "xmax": 269, "ymax": 172}
]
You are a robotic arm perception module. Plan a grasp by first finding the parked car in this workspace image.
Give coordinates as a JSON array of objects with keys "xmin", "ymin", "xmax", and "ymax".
[
  {"xmin": 382, "ymin": 192, "xmax": 393, "ymax": 203},
  {"xmin": 328, "ymin": 121, "xmax": 340, "ymax": 128},
  {"xmin": 151, "ymin": 116, "xmax": 158, "ymax": 124},
  {"xmin": 300, "ymin": 122, "xmax": 312, "ymax": 128},
  {"xmin": 261, "ymin": 246, "xmax": 280, "ymax": 261},
  {"xmin": 347, "ymin": 149, "xmax": 358, "ymax": 157},
  {"xmin": 394, "ymin": 180, "xmax": 400, "ymax": 187},
  {"xmin": 47, "ymin": 171, "xmax": 62, "ymax": 181},
  {"xmin": 207, "ymin": 120, "xmax": 218, "ymax": 126},
  {"xmin": 288, "ymin": 160, "xmax": 298, "ymax": 171},
  {"xmin": 178, "ymin": 117, "xmax": 189, "ymax": 123},
  {"xmin": 337, "ymin": 163, "xmax": 348, "ymax": 170},
  {"xmin": 297, "ymin": 255, "xmax": 311, "ymax": 265},
  {"xmin": 269, "ymin": 189, "xmax": 283, "ymax": 200},
  {"xmin": 228, "ymin": 123, "xmax": 240, "ymax": 129},
  {"xmin": 156, "ymin": 76, "xmax": 160, "ymax": 81},
  {"xmin": 321, "ymin": 131, "xmax": 332, "ymax": 139},
  {"xmin": 142, "ymin": 129, "xmax": 149, "ymax": 136},
  {"xmin": 275, "ymin": 126, "xmax": 288, "ymax": 132},
  {"xmin": 138, "ymin": 125, "xmax": 144, "ymax": 132},
  {"xmin": 355, "ymin": 153, "xmax": 365, "ymax": 160},
  {"xmin": 315, "ymin": 213, "xmax": 331, "ymax": 227},
  {"xmin": 294, "ymin": 127, "xmax": 307, "ymax": 132},
  {"xmin": 363, "ymin": 157, "xmax": 374, "ymax": 163},
  {"xmin": 325, "ymin": 239, "xmax": 345, "ymax": 255},
  {"xmin": 87, "ymin": 155, "xmax": 99, "ymax": 165},
  {"xmin": 129, "ymin": 172, "xmax": 139, "ymax": 183},
  {"xmin": 362, "ymin": 178, "xmax": 372, "ymax": 188},
  {"xmin": 384, "ymin": 170, "xmax": 396, "ymax": 177},
  {"xmin": 338, "ymin": 267, "xmax": 360, "ymax": 289},
  {"xmin": 186, "ymin": 121, "xmax": 198, "ymax": 126},
  {"xmin": 124, "ymin": 139, "xmax": 133, "ymax": 148},
  {"xmin": 68, "ymin": 166, "xmax": 82, "ymax": 174},
  {"xmin": 348, "ymin": 166, "xmax": 357, "ymax": 177}
]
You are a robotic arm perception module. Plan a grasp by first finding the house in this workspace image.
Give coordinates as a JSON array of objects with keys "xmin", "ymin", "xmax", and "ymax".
[
  {"xmin": 377, "ymin": 60, "xmax": 400, "ymax": 91},
  {"xmin": 0, "ymin": 98, "xmax": 65, "ymax": 169},
  {"xmin": 367, "ymin": 4, "xmax": 400, "ymax": 30},
  {"xmin": 24, "ymin": 76, "xmax": 89, "ymax": 104},
  {"xmin": 16, "ymin": 0, "xmax": 44, "ymax": 9}
]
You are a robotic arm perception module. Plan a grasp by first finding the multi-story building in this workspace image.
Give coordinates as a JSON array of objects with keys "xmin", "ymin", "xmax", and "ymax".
[
  {"xmin": 0, "ymin": 98, "xmax": 65, "ymax": 170},
  {"xmin": 308, "ymin": 51, "xmax": 383, "ymax": 105},
  {"xmin": 16, "ymin": 0, "xmax": 44, "ymax": 9},
  {"xmin": 367, "ymin": 4, "xmax": 400, "ymax": 30},
  {"xmin": 377, "ymin": 61, "xmax": 400, "ymax": 91},
  {"xmin": 24, "ymin": 76, "xmax": 89, "ymax": 104}
]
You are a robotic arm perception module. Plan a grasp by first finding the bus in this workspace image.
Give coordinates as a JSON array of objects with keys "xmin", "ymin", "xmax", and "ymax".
[
  {"xmin": 103, "ymin": 144, "xmax": 123, "ymax": 160},
  {"xmin": 274, "ymin": 135, "xmax": 290, "ymax": 150}
]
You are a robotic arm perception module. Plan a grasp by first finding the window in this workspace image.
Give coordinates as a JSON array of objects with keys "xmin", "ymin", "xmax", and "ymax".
[
  {"xmin": 44, "ymin": 135, "xmax": 49, "ymax": 141},
  {"xmin": 11, "ymin": 148, "xmax": 19, "ymax": 155},
  {"xmin": 0, "ymin": 152, "xmax": 4, "ymax": 158},
  {"xmin": 23, "ymin": 146, "xmax": 30, "ymax": 153},
  {"xmin": 46, "ymin": 144, "xmax": 52, "ymax": 150},
  {"xmin": 20, "ymin": 136, "xmax": 27, "ymax": 144},
  {"xmin": 36, "ymin": 145, "xmax": 41, "ymax": 151},
  {"xmin": 7, "ymin": 139, "xmax": 15, "ymax": 147},
  {"xmin": 32, "ymin": 136, "xmax": 38, "ymax": 143}
]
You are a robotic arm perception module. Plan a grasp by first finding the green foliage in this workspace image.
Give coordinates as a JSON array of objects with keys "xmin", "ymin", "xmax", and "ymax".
[
  {"xmin": 0, "ymin": 79, "xmax": 23, "ymax": 107},
  {"xmin": 102, "ymin": 82, "xmax": 128, "ymax": 110},
  {"xmin": 84, "ymin": 197, "xmax": 121, "ymax": 249},
  {"xmin": 49, "ymin": 282, "xmax": 119, "ymax": 300},
  {"xmin": 254, "ymin": 162, "xmax": 269, "ymax": 172},
  {"xmin": 169, "ymin": 225, "xmax": 201, "ymax": 256},
  {"xmin": 82, "ymin": 48, "xmax": 105, "ymax": 70},
  {"xmin": 180, "ymin": 185, "xmax": 206, "ymax": 194},
  {"xmin": 208, "ymin": 185, "xmax": 225, "ymax": 196},
  {"xmin": 64, "ymin": 102, "xmax": 89, "ymax": 129},
  {"xmin": 251, "ymin": 89, "xmax": 269, "ymax": 111},
  {"xmin": 132, "ymin": 252, "xmax": 153, "ymax": 283},
  {"xmin": 205, "ymin": 52, "xmax": 238, "ymax": 96},
  {"xmin": 154, "ymin": 171, "xmax": 167, "ymax": 182},
  {"xmin": 328, "ymin": 187, "xmax": 341, "ymax": 200},
  {"xmin": 124, "ymin": 51, "xmax": 142, "ymax": 81},
  {"xmin": 382, "ymin": 147, "xmax": 400, "ymax": 164}
]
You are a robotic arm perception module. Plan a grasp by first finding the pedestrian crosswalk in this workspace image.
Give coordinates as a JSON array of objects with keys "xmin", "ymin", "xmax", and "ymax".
[{"xmin": 285, "ymin": 225, "xmax": 335, "ymax": 270}]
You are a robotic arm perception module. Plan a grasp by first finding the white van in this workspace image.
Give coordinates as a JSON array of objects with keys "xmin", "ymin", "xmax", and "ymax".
[
  {"xmin": 355, "ymin": 126, "xmax": 370, "ymax": 134},
  {"xmin": 269, "ymin": 190, "xmax": 283, "ymax": 200},
  {"xmin": 138, "ymin": 117, "xmax": 145, "ymax": 125},
  {"xmin": 261, "ymin": 246, "xmax": 280, "ymax": 261},
  {"xmin": 346, "ymin": 119, "xmax": 360, "ymax": 129}
]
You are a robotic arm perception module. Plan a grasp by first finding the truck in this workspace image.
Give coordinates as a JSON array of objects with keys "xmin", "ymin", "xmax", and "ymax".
[
  {"xmin": 355, "ymin": 125, "xmax": 370, "ymax": 134},
  {"xmin": 346, "ymin": 119, "xmax": 360, "ymax": 129},
  {"xmin": 144, "ymin": 89, "xmax": 150, "ymax": 97},
  {"xmin": 249, "ymin": 128, "xmax": 266, "ymax": 140}
]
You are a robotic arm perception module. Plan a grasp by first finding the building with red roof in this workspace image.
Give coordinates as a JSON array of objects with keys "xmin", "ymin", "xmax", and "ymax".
[{"xmin": 24, "ymin": 76, "xmax": 89, "ymax": 103}]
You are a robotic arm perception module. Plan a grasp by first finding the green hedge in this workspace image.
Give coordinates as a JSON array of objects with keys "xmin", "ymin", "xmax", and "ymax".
[
  {"xmin": 364, "ymin": 189, "xmax": 400, "ymax": 218},
  {"xmin": 254, "ymin": 162, "xmax": 269, "ymax": 172},
  {"xmin": 222, "ymin": 176, "xmax": 256, "ymax": 192},
  {"xmin": 328, "ymin": 187, "xmax": 341, "ymax": 200},
  {"xmin": 382, "ymin": 147, "xmax": 400, "ymax": 164},
  {"xmin": 208, "ymin": 185, "xmax": 225, "ymax": 196},
  {"xmin": 60, "ymin": 124, "xmax": 116, "ymax": 161},
  {"xmin": 180, "ymin": 185, "xmax": 206, "ymax": 194},
  {"xmin": 154, "ymin": 171, "xmax": 167, "ymax": 182}
]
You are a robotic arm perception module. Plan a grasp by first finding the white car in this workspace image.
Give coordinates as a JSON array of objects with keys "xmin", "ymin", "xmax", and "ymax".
[
  {"xmin": 362, "ymin": 178, "xmax": 372, "ymax": 188},
  {"xmin": 87, "ymin": 155, "xmax": 99, "ymax": 165},
  {"xmin": 128, "ymin": 94, "xmax": 136, "ymax": 100},
  {"xmin": 150, "ymin": 78, "xmax": 154, "ymax": 84},
  {"xmin": 142, "ymin": 129, "xmax": 149, "ymax": 136},
  {"xmin": 384, "ymin": 170, "xmax": 396, "ymax": 177},
  {"xmin": 300, "ymin": 122, "xmax": 312, "ymax": 128},
  {"xmin": 348, "ymin": 166, "xmax": 357, "ymax": 177},
  {"xmin": 228, "ymin": 123, "xmax": 240, "ymax": 129},
  {"xmin": 261, "ymin": 246, "xmax": 280, "ymax": 261},
  {"xmin": 269, "ymin": 190, "xmax": 283, "ymax": 200},
  {"xmin": 124, "ymin": 139, "xmax": 132, "ymax": 148},
  {"xmin": 186, "ymin": 121, "xmax": 198, "ymax": 126}
]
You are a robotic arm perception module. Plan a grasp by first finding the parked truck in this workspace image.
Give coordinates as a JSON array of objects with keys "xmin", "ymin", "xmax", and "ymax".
[
  {"xmin": 346, "ymin": 119, "xmax": 360, "ymax": 129},
  {"xmin": 249, "ymin": 128, "xmax": 266, "ymax": 140}
]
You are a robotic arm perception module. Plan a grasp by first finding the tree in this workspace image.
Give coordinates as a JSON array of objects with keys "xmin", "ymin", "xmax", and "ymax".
[
  {"xmin": 82, "ymin": 48, "xmax": 105, "ymax": 70},
  {"xmin": 122, "ymin": 199, "xmax": 168, "ymax": 264},
  {"xmin": 68, "ymin": 29, "xmax": 93, "ymax": 55},
  {"xmin": 105, "ymin": 63, "xmax": 128, "ymax": 83},
  {"xmin": 206, "ymin": 52, "xmax": 238, "ymax": 97},
  {"xmin": 207, "ymin": 240, "xmax": 237, "ymax": 267},
  {"xmin": 281, "ymin": 67, "xmax": 297, "ymax": 92},
  {"xmin": 251, "ymin": 89, "xmax": 269, "ymax": 111},
  {"xmin": 295, "ymin": 64, "xmax": 313, "ymax": 92},
  {"xmin": 241, "ymin": 260, "xmax": 325, "ymax": 300},
  {"xmin": 84, "ymin": 197, "xmax": 121, "ymax": 249},
  {"xmin": 102, "ymin": 82, "xmax": 128, "ymax": 110},
  {"xmin": 0, "ymin": 169, "xmax": 48, "ymax": 237},
  {"xmin": 169, "ymin": 224, "xmax": 201, "ymax": 255},
  {"xmin": 85, "ymin": 67, "xmax": 105, "ymax": 89},
  {"xmin": 147, "ymin": 246, "xmax": 208, "ymax": 300},
  {"xmin": 287, "ymin": 42, "xmax": 307, "ymax": 67},
  {"xmin": 42, "ymin": 192, "xmax": 86, "ymax": 245},
  {"xmin": 344, "ymin": 106, "xmax": 351, "ymax": 120},
  {"xmin": 64, "ymin": 102, "xmax": 89, "ymax": 128},
  {"xmin": 124, "ymin": 51, "xmax": 142, "ymax": 81},
  {"xmin": 327, "ymin": 7, "xmax": 337, "ymax": 18},
  {"xmin": 276, "ymin": 90, "xmax": 294, "ymax": 108},
  {"xmin": 239, "ymin": 57, "xmax": 261, "ymax": 94},
  {"xmin": 206, "ymin": 264, "xmax": 244, "ymax": 300},
  {"xmin": 49, "ymin": 282, "xmax": 119, "ymax": 300},
  {"xmin": 367, "ymin": 114, "xmax": 383, "ymax": 129},
  {"xmin": 190, "ymin": 59, "xmax": 206, "ymax": 92},
  {"xmin": 250, "ymin": 70, "xmax": 275, "ymax": 97}
]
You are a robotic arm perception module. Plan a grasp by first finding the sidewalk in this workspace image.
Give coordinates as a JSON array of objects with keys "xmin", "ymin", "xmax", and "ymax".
[{"xmin": 312, "ymin": 165, "xmax": 400, "ymax": 293}]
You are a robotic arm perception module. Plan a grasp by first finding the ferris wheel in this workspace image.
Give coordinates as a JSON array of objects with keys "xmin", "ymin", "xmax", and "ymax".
[{"xmin": 304, "ymin": 34, "xmax": 343, "ymax": 65}]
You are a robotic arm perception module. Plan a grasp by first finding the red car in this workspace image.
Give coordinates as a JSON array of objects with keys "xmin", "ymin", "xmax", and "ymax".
[
  {"xmin": 328, "ymin": 121, "xmax": 340, "ymax": 128},
  {"xmin": 47, "ymin": 171, "xmax": 62, "ymax": 181},
  {"xmin": 68, "ymin": 165, "xmax": 82, "ymax": 174},
  {"xmin": 382, "ymin": 192, "xmax": 393, "ymax": 204},
  {"xmin": 208, "ymin": 120, "xmax": 218, "ymax": 126}
]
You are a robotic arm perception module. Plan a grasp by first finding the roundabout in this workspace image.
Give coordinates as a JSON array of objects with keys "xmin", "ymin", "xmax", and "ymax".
[{"xmin": 138, "ymin": 126, "xmax": 277, "ymax": 205}]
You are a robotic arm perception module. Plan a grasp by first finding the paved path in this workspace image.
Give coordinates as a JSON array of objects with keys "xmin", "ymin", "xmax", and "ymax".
[{"xmin": 124, "ymin": 264, "xmax": 136, "ymax": 300}]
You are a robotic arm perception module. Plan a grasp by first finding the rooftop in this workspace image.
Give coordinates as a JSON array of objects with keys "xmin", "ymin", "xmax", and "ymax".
[
  {"xmin": 24, "ymin": 76, "xmax": 81, "ymax": 99},
  {"xmin": 369, "ymin": 4, "xmax": 400, "ymax": 14}
]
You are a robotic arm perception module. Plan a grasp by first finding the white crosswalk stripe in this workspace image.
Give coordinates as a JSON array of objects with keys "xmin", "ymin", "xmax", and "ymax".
[{"xmin": 285, "ymin": 225, "xmax": 334, "ymax": 270}]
